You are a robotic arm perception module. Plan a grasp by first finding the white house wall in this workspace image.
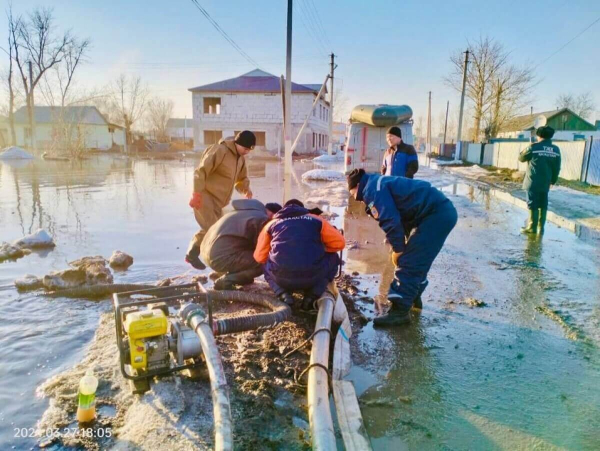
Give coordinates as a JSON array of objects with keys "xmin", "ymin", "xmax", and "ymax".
[
  {"xmin": 192, "ymin": 91, "xmax": 330, "ymax": 153},
  {"xmin": 14, "ymin": 123, "xmax": 123, "ymax": 150}
]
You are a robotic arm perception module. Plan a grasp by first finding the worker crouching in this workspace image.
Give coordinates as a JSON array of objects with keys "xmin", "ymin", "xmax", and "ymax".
[
  {"xmin": 254, "ymin": 200, "xmax": 345, "ymax": 309},
  {"xmin": 200, "ymin": 199, "xmax": 282, "ymax": 290}
]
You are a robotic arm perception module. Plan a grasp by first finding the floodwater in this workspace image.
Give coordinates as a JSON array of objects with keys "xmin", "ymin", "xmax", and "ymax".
[{"xmin": 0, "ymin": 155, "xmax": 599, "ymax": 449}]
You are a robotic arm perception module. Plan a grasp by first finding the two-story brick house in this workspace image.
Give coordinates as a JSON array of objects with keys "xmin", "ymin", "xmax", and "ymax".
[{"xmin": 189, "ymin": 69, "xmax": 330, "ymax": 154}]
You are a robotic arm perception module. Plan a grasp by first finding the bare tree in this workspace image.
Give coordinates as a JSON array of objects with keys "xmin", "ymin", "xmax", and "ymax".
[
  {"xmin": 556, "ymin": 92, "xmax": 596, "ymax": 120},
  {"xmin": 446, "ymin": 36, "xmax": 535, "ymax": 141},
  {"xmin": 332, "ymin": 84, "xmax": 350, "ymax": 122},
  {"xmin": 414, "ymin": 115, "xmax": 424, "ymax": 139},
  {"xmin": 146, "ymin": 97, "xmax": 173, "ymax": 142},
  {"xmin": 2, "ymin": 5, "xmax": 23, "ymax": 146},
  {"xmin": 39, "ymin": 37, "xmax": 91, "ymax": 107},
  {"xmin": 110, "ymin": 74, "xmax": 148, "ymax": 144},
  {"xmin": 485, "ymin": 65, "xmax": 535, "ymax": 138},
  {"xmin": 10, "ymin": 7, "xmax": 73, "ymax": 149}
]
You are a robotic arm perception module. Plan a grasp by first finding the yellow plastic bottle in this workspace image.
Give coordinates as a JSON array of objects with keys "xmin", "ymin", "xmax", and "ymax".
[{"xmin": 76, "ymin": 369, "xmax": 98, "ymax": 423}]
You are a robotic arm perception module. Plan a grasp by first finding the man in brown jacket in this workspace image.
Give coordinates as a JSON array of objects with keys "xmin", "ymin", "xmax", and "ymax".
[{"xmin": 186, "ymin": 130, "xmax": 255, "ymax": 270}]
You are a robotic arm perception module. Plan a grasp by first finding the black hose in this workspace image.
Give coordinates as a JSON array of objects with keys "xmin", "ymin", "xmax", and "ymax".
[{"xmin": 207, "ymin": 290, "xmax": 291, "ymax": 335}]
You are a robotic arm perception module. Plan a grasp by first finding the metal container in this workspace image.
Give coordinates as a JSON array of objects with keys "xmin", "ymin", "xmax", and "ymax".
[{"xmin": 350, "ymin": 104, "xmax": 413, "ymax": 127}]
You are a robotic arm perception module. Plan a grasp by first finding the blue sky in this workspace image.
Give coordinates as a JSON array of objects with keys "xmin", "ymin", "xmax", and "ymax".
[{"xmin": 4, "ymin": 0, "xmax": 600, "ymax": 125}]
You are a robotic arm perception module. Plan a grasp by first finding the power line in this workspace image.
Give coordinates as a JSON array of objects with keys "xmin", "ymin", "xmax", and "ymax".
[
  {"xmin": 538, "ymin": 16, "xmax": 600, "ymax": 65},
  {"xmin": 189, "ymin": 0, "xmax": 261, "ymax": 69},
  {"xmin": 295, "ymin": 0, "xmax": 328, "ymax": 56},
  {"xmin": 304, "ymin": 0, "xmax": 332, "ymax": 49}
]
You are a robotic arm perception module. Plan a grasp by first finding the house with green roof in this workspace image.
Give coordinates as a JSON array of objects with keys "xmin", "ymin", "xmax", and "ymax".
[{"xmin": 498, "ymin": 108, "xmax": 599, "ymax": 141}]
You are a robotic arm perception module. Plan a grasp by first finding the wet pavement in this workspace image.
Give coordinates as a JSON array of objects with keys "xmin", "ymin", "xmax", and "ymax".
[{"xmin": 0, "ymin": 155, "xmax": 599, "ymax": 449}]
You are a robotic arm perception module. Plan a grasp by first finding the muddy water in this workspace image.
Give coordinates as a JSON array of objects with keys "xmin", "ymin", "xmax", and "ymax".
[
  {"xmin": 1, "ymin": 156, "xmax": 598, "ymax": 449},
  {"xmin": 344, "ymin": 170, "xmax": 600, "ymax": 450},
  {"xmin": 0, "ymin": 155, "xmax": 302, "ymax": 449}
]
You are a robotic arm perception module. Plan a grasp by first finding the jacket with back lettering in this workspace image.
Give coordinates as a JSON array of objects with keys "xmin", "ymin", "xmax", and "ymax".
[
  {"xmin": 518, "ymin": 139, "xmax": 561, "ymax": 192},
  {"xmin": 254, "ymin": 204, "xmax": 345, "ymax": 278}
]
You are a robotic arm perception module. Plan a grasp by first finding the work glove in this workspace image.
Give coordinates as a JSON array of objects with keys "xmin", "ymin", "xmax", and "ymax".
[
  {"xmin": 189, "ymin": 192, "xmax": 202, "ymax": 210},
  {"xmin": 391, "ymin": 251, "xmax": 402, "ymax": 267}
]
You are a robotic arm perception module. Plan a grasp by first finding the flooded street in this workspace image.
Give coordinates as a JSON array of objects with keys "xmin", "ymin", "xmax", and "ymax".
[{"xmin": 1, "ymin": 155, "xmax": 599, "ymax": 449}]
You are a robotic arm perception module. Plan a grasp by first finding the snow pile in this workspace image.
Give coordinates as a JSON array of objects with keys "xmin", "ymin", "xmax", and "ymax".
[
  {"xmin": 0, "ymin": 242, "xmax": 31, "ymax": 261},
  {"xmin": 444, "ymin": 164, "xmax": 490, "ymax": 179},
  {"xmin": 15, "ymin": 274, "xmax": 43, "ymax": 291},
  {"xmin": 0, "ymin": 146, "xmax": 34, "ymax": 160},
  {"xmin": 306, "ymin": 181, "xmax": 349, "ymax": 207},
  {"xmin": 312, "ymin": 154, "xmax": 343, "ymax": 163},
  {"xmin": 435, "ymin": 159, "xmax": 463, "ymax": 166},
  {"xmin": 13, "ymin": 229, "xmax": 55, "ymax": 249},
  {"xmin": 302, "ymin": 169, "xmax": 345, "ymax": 182}
]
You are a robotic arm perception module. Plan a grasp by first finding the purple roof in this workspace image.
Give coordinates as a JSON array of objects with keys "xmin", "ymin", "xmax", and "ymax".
[{"xmin": 188, "ymin": 69, "xmax": 320, "ymax": 94}]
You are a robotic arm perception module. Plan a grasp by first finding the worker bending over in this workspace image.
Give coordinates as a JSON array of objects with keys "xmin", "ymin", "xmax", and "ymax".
[{"xmin": 347, "ymin": 169, "xmax": 457, "ymax": 326}]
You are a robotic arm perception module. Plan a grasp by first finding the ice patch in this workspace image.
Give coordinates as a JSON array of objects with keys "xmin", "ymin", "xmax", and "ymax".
[
  {"xmin": 302, "ymin": 169, "xmax": 345, "ymax": 182},
  {"xmin": 312, "ymin": 154, "xmax": 343, "ymax": 162},
  {"xmin": 13, "ymin": 229, "xmax": 55, "ymax": 249},
  {"xmin": 0, "ymin": 146, "xmax": 34, "ymax": 160}
]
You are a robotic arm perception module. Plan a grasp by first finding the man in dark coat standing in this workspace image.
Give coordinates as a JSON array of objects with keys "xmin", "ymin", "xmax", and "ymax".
[{"xmin": 518, "ymin": 126, "xmax": 561, "ymax": 234}]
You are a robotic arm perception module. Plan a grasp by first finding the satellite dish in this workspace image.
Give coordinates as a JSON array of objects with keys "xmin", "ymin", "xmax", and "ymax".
[{"xmin": 533, "ymin": 115, "xmax": 547, "ymax": 129}]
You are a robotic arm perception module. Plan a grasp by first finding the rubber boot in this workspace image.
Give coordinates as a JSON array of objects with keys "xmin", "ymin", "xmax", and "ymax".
[
  {"xmin": 373, "ymin": 299, "xmax": 411, "ymax": 327},
  {"xmin": 412, "ymin": 280, "xmax": 429, "ymax": 310},
  {"xmin": 214, "ymin": 268, "xmax": 258, "ymax": 290},
  {"xmin": 301, "ymin": 293, "xmax": 319, "ymax": 311},
  {"xmin": 185, "ymin": 243, "xmax": 206, "ymax": 270},
  {"xmin": 538, "ymin": 208, "xmax": 547, "ymax": 234},
  {"xmin": 279, "ymin": 293, "xmax": 295, "ymax": 306},
  {"xmin": 521, "ymin": 209, "xmax": 539, "ymax": 234}
]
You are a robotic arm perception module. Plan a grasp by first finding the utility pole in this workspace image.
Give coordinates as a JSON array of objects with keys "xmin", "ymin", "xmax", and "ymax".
[
  {"xmin": 426, "ymin": 91, "xmax": 432, "ymax": 156},
  {"xmin": 284, "ymin": 0, "xmax": 293, "ymax": 179},
  {"xmin": 442, "ymin": 100, "xmax": 449, "ymax": 156},
  {"xmin": 28, "ymin": 60, "xmax": 36, "ymax": 151},
  {"xmin": 455, "ymin": 49, "xmax": 469, "ymax": 161},
  {"xmin": 327, "ymin": 53, "xmax": 336, "ymax": 156}
]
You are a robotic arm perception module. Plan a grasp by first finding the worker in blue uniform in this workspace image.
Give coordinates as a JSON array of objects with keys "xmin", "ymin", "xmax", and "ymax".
[
  {"xmin": 381, "ymin": 126, "xmax": 419, "ymax": 178},
  {"xmin": 518, "ymin": 126, "xmax": 561, "ymax": 235},
  {"xmin": 347, "ymin": 169, "xmax": 457, "ymax": 326}
]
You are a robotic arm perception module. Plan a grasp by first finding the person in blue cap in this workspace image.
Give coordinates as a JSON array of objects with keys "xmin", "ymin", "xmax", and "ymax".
[
  {"xmin": 518, "ymin": 126, "xmax": 561, "ymax": 234},
  {"xmin": 347, "ymin": 169, "xmax": 457, "ymax": 326},
  {"xmin": 381, "ymin": 126, "xmax": 419, "ymax": 178}
]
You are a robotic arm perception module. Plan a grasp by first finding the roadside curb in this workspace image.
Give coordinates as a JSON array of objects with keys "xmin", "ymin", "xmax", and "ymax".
[{"xmin": 437, "ymin": 166, "xmax": 600, "ymax": 241}]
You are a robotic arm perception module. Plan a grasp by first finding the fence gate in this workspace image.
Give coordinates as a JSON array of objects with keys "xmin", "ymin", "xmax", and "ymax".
[{"xmin": 583, "ymin": 137, "xmax": 600, "ymax": 186}]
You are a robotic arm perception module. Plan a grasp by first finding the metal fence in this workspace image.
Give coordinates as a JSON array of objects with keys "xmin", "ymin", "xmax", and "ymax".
[
  {"xmin": 582, "ymin": 137, "xmax": 600, "ymax": 185},
  {"xmin": 465, "ymin": 140, "xmax": 595, "ymax": 184}
]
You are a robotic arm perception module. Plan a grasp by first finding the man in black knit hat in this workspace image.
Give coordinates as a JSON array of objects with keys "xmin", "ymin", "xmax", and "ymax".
[
  {"xmin": 185, "ymin": 130, "xmax": 256, "ymax": 270},
  {"xmin": 381, "ymin": 126, "xmax": 419, "ymax": 178},
  {"xmin": 518, "ymin": 126, "xmax": 561, "ymax": 235}
]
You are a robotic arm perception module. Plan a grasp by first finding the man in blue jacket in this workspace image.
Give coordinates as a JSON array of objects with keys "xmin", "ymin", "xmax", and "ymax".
[
  {"xmin": 381, "ymin": 126, "xmax": 419, "ymax": 178},
  {"xmin": 347, "ymin": 169, "xmax": 457, "ymax": 326}
]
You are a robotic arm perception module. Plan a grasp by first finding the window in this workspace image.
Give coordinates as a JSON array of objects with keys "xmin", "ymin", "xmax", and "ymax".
[
  {"xmin": 234, "ymin": 131, "xmax": 266, "ymax": 147},
  {"xmin": 204, "ymin": 130, "xmax": 223, "ymax": 145},
  {"xmin": 312, "ymin": 132, "xmax": 316, "ymax": 148},
  {"xmin": 203, "ymin": 97, "xmax": 221, "ymax": 114}
]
